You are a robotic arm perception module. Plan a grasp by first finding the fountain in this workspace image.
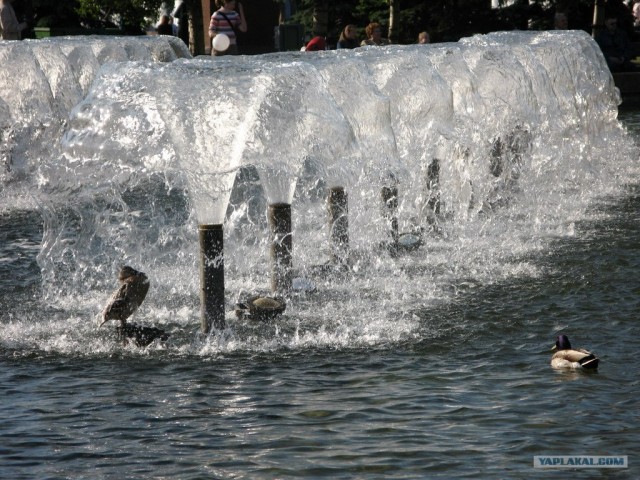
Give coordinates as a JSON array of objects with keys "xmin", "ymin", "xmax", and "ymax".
[
  {"xmin": 3, "ymin": 30, "xmax": 640, "ymax": 480},
  {"xmin": 1, "ymin": 30, "xmax": 636, "ymax": 353}
]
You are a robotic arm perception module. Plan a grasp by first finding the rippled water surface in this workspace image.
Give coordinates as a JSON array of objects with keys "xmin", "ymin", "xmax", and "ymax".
[{"xmin": 1, "ymin": 113, "xmax": 639, "ymax": 479}]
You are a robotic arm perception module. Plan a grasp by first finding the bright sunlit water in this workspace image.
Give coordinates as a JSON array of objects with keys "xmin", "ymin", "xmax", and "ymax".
[{"xmin": 1, "ymin": 31, "xmax": 639, "ymax": 478}]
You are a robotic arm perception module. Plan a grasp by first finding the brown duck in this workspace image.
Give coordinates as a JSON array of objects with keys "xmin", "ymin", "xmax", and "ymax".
[{"xmin": 100, "ymin": 266, "xmax": 168, "ymax": 347}]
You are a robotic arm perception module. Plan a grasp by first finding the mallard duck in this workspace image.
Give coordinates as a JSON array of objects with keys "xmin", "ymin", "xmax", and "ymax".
[
  {"xmin": 100, "ymin": 266, "xmax": 150, "ymax": 327},
  {"xmin": 235, "ymin": 295, "xmax": 286, "ymax": 321},
  {"xmin": 551, "ymin": 334, "xmax": 599, "ymax": 370},
  {"xmin": 116, "ymin": 323, "xmax": 170, "ymax": 348},
  {"xmin": 100, "ymin": 266, "xmax": 169, "ymax": 347}
]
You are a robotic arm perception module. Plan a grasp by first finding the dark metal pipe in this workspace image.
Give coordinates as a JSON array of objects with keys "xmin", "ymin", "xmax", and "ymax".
[
  {"xmin": 328, "ymin": 186, "xmax": 349, "ymax": 266},
  {"xmin": 199, "ymin": 224, "xmax": 225, "ymax": 333},
  {"xmin": 381, "ymin": 186, "xmax": 399, "ymax": 245},
  {"xmin": 268, "ymin": 203, "xmax": 292, "ymax": 294},
  {"xmin": 427, "ymin": 158, "xmax": 441, "ymax": 215}
]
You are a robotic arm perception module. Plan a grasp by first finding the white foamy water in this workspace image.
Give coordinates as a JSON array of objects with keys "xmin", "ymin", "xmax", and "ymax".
[
  {"xmin": 0, "ymin": 35, "xmax": 190, "ymax": 199},
  {"xmin": 1, "ymin": 30, "xmax": 639, "ymax": 356}
]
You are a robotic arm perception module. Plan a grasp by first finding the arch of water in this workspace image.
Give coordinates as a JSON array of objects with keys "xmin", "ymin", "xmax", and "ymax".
[
  {"xmin": 1, "ymin": 30, "xmax": 635, "ymax": 351},
  {"xmin": 0, "ymin": 35, "xmax": 190, "ymax": 182}
]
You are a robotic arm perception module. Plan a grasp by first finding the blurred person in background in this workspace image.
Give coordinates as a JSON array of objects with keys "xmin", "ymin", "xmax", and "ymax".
[
  {"xmin": 0, "ymin": 0, "xmax": 27, "ymax": 40},
  {"xmin": 361, "ymin": 22, "xmax": 390, "ymax": 46},
  {"xmin": 337, "ymin": 24, "xmax": 359, "ymax": 49}
]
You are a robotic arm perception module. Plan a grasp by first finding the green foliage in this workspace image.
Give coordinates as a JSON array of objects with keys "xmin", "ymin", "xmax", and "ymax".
[
  {"xmin": 290, "ymin": 0, "xmax": 361, "ymax": 40},
  {"xmin": 19, "ymin": 0, "xmax": 82, "ymax": 29},
  {"xmin": 76, "ymin": 0, "xmax": 164, "ymax": 31},
  {"xmin": 353, "ymin": 0, "xmax": 386, "ymax": 26},
  {"xmin": 287, "ymin": 0, "xmax": 598, "ymax": 45},
  {"xmin": 23, "ymin": 0, "xmax": 167, "ymax": 31},
  {"xmin": 25, "ymin": 0, "xmax": 600, "ymax": 44}
]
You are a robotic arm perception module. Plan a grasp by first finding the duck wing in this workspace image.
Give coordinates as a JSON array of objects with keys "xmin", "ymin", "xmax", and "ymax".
[
  {"xmin": 101, "ymin": 279, "xmax": 149, "ymax": 325},
  {"xmin": 559, "ymin": 349, "xmax": 592, "ymax": 363},
  {"xmin": 577, "ymin": 353, "xmax": 599, "ymax": 369},
  {"xmin": 101, "ymin": 284, "xmax": 130, "ymax": 324},
  {"xmin": 551, "ymin": 349, "xmax": 599, "ymax": 369}
]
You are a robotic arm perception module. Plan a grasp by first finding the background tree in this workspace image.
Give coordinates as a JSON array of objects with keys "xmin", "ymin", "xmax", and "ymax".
[
  {"xmin": 20, "ymin": 0, "xmax": 604, "ymax": 54},
  {"xmin": 14, "ymin": 0, "xmax": 83, "ymax": 35},
  {"xmin": 388, "ymin": 0, "xmax": 399, "ymax": 43},
  {"xmin": 182, "ymin": 0, "xmax": 205, "ymax": 55},
  {"xmin": 287, "ymin": 0, "xmax": 598, "ymax": 46},
  {"xmin": 312, "ymin": 0, "xmax": 329, "ymax": 35},
  {"xmin": 73, "ymin": 0, "xmax": 204, "ymax": 53},
  {"xmin": 76, "ymin": 0, "xmax": 164, "ymax": 33}
]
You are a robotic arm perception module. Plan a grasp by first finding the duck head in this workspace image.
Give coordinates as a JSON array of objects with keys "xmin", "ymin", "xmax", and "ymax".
[
  {"xmin": 553, "ymin": 334, "xmax": 572, "ymax": 351},
  {"xmin": 119, "ymin": 265, "xmax": 146, "ymax": 282}
]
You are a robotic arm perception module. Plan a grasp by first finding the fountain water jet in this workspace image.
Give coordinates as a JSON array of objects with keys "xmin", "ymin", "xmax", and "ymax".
[{"xmin": 1, "ymin": 31, "xmax": 633, "ymax": 351}]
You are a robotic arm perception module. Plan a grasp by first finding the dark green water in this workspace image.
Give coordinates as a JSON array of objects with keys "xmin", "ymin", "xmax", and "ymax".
[
  {"xmin": 1, "ymin": 119, "xmax": 639, "ymax": 479},
  {"xmin": 1, "ymin": 191, "xmax": 638, "ymax": 479}
]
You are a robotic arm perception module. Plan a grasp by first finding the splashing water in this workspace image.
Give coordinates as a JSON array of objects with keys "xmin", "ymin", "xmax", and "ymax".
[{"xmin": 0, "ymin": 30, "xmax": 638, "ymax": 357}]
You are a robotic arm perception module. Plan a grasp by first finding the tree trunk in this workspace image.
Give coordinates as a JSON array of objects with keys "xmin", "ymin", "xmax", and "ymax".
[
  {"xmin": 388, "ymin": 0, "xmax": 399, "ymax": 43},
  {"xmin": 20, "ymin": 0, "xmax": 34, "ymax": 39},
  {"xmin": 279, "ymin": 2, "xmax": 285, "ymax": 24},
  {"xmin": 592, "ymin": 0, "xmax": 605, "ymax": 37},
  {"xmin": 186, "ymin": 0, "xmax": 205, "ymax": 56}
]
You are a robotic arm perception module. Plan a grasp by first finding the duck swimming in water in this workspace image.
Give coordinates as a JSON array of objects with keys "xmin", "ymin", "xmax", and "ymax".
[
  {"xmin": 100, "ymin": 266, "xmax": 169, "ymax": 347},
  {"xmin": 235, "ymin": 295, "xmax": 286, "ymax": 321},
  {"xmin": 551, "ymin": 334, "xmax": 599, "ymax": 370}
]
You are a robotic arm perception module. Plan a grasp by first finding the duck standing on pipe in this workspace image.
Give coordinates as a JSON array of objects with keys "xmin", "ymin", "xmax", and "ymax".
[{"xmin": 100, "ymin": 266, "xmax": 169, "ymax": 347}]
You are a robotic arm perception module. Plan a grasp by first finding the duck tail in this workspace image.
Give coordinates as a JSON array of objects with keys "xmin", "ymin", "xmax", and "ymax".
[{"xmin": 579, "ymin": 354, "xmax": 599, "ymax": 369}]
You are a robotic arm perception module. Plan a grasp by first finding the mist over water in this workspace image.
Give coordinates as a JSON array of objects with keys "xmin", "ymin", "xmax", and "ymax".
[{"xmin": 1, "ymin": 30, "xmax": 640, "ymax": 478}]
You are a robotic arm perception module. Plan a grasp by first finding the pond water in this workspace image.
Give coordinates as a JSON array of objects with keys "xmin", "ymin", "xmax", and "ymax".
[{"xmin": 1, "ymin": 32, "xmax": 639, "ymax": 478}]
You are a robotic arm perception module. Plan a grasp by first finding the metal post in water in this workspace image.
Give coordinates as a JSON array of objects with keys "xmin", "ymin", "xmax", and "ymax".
[
  {"xmin": 381, "ymin": 185, "xmax": 399, "ymax": 246},
  {"xmin": 199, "ymin": 224, "xmax": 225, "ymax": 333},
  {"xmin": 268, "ymin": 203, "xmax": 292, "ymax": 294},
  {"xmin": 427, "ymin": 158, "xmax": 441, "ymax": 215},
  {"xmin": 328, "ymin": 186, "xmax": 349, "ymax": 266}
]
